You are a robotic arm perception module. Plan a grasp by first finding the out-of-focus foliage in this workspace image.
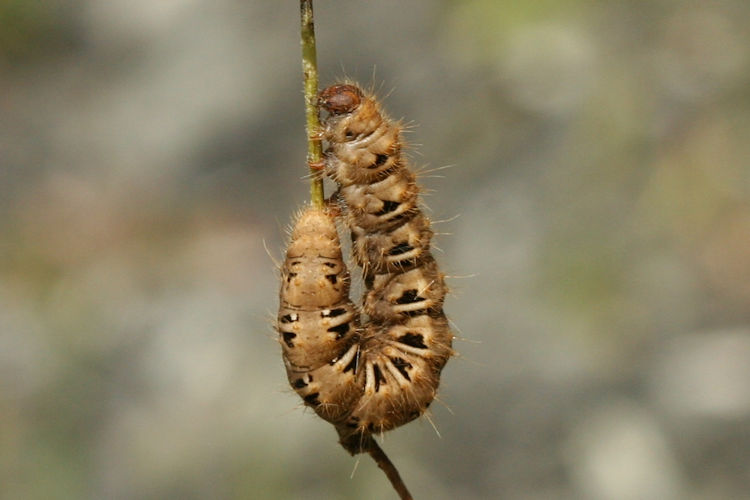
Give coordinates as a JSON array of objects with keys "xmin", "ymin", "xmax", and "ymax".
[
  {"xmin": 0, "ymin": 0, "xmax": 79, "ymax": 65},
  {"xmin": 1, "ymin": 1, "xmax": 749, "ymax": 499}
]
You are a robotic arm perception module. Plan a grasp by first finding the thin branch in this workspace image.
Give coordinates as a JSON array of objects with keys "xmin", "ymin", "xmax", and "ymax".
[
  {"xmin": 300, "ymin": 0, "xmax": 325, "ymax": 207},
  {"xmin": 368, "ymin": 440, "xmax": 414, "ymax": 500}
]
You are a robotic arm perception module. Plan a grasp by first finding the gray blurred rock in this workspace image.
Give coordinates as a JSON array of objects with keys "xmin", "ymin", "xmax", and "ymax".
[
  {"xmin": 649, "ymin": 329, "xmax": 750, "ymax": 419},
  {"xmin": 565, "ymin": 400, "xmax": 686, "ymax": 500}
]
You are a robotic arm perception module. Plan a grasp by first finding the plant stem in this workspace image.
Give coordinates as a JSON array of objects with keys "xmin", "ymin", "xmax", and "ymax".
[
  {"xmin": 300, "ymin": 0, "xmax": 325, "ymax": 207},
  {"xmin": 300, "ymin": 4, "xmax": 410, "ymax": 497},
  {"xmin": 369, "ymin": 440, "xmax": 414, "ymax": 500}
]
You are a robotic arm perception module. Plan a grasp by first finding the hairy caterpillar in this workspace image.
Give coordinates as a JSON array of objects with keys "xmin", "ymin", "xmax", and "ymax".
[
  {"xmin": 318, "ymin": 83, "xmax": 454, "ymax": 452},
  {"xmin": 278, "ymin": 84, "xmax": 453, "ymax": 456}
]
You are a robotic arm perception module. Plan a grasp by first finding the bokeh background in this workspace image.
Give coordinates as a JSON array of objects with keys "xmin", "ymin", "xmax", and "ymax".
[{"xmin": 2, "ymin": 1, "xmax": 750, "ymax": 498}]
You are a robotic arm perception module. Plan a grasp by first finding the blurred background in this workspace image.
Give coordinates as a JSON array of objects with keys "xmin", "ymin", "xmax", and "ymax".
[{"xmin": 1, "ymin": 0, "xmax": 749, "ymax": 498}]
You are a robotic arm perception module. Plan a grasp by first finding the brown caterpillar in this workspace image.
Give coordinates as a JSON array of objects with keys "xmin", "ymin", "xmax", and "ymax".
[
  {"xmin": 279, "ymin": 84, "xmax": 453, "ymax": 456},
  {"xmin": 318, "ymin": 83, "xmax": 454, "ymax": 452}
]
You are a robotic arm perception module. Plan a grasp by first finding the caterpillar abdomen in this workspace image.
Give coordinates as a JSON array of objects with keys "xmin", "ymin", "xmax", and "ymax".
[{"xmin": 278, "ymin": 207, "xmax": 359, "ymax": 383}]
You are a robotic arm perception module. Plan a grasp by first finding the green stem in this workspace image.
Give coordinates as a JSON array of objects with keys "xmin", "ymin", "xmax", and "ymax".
[{"xmin": 300, "ymin": 0, "xmax": 324, "ymax": 207}]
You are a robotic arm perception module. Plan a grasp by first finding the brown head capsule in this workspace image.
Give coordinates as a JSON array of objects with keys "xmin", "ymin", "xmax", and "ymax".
[{"xmin": 318, "ymin": 84, "xmax": 363, "ymax": 115}]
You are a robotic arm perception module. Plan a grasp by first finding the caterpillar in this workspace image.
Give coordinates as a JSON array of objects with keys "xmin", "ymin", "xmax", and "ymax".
[
  {"xmin": 278, "ymin": 83, "xmax": 453, "ymax": 456},
  {"xmin": 318, "ymin": 83, "xmax": 454, "ymax": 452}
]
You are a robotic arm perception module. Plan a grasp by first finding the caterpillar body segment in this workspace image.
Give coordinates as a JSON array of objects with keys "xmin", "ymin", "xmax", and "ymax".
[
  {"xmin": 284, "ymin": 342, "xmax": 362, "ymax": 424},
  {"xmin": 338, "ymin": 167, "xmax": 421, "ymax": 234},
  {"xmin": 278, "ymin": 305, "xmax": 359, "ymax": 371},
  {"xmin": 349, "ymin": 212, "xmax": 433, "ymax": 275},
  {"xmin": 363, "ymin": 256, "xmax": 447, "ymax": 321},
  {"xmin": 382, "ymin": 313, "xmax": 454, "ymax": 362}
]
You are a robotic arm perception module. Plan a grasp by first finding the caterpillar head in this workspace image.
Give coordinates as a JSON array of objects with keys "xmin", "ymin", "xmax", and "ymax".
[
  {"xmin": 318, "ymin": 83, "xmax": 386, "ymax": 143},
  {"xmin": 318, "ymin": 84, "xmax": 363, "ymax": 115}
]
